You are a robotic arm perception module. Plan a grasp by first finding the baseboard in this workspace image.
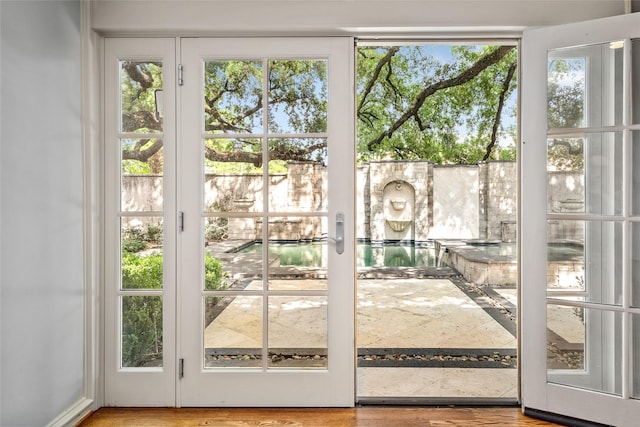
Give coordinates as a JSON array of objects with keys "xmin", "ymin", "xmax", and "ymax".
[{"xmin": 46, "ymin": 397, "xmax": 95, "ymax": 427}]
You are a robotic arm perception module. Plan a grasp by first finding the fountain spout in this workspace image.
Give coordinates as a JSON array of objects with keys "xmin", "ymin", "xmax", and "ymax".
[{"xmin": 386, "ymin": 219, "xmax": 411, "ymax": 232}]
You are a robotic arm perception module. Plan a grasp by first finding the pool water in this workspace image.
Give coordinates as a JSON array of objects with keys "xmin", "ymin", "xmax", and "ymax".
[{"xmin": 235, "ymin": 242, "xmax": 437, "ymax": 268}]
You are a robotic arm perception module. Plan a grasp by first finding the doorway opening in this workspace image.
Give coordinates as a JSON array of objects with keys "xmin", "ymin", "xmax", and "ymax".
[{"xmin": 354, "ymin": 41, "xmax": 520, "ymax": 402}]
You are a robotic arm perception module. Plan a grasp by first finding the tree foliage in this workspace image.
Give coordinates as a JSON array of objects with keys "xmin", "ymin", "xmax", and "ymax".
[
  {"xmin": 546, "ymin": 58, "xmax": 585, "ymax": 170},
  {"xmin": 119, "ymin": 45, "xmax": 529, "ymax": 168},
  {"xmin": 356, "ymin": 45, "xmax": 517, "ymax": 163}
]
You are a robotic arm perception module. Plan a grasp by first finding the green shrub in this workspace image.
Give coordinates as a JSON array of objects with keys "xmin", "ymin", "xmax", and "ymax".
[
  {"xmin": 120, "ymin": 252, "xmax": 226, "ymax": 367},
  {"xmin": 122, "ymin": 295, "xmax": 162, "ymax": 367},
  {"xmin": 121, "ymin": 252, "xmax": 163, "ymax": 289},
  {"xmin": 122, "ymin": 238, "xmax": 147, "ymax": 253},
  {"xmin": 204, "ymin": 252, "xmax": 226, "ymax": 290}
]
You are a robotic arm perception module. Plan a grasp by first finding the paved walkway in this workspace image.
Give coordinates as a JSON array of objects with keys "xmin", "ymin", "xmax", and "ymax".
[
  {"xmin": 203, "ymin": 275, "xmax": 519, "ymax": 400},
  {"xmin": 201, "ymin": 240, "xmax": 586, "ymax": 400}
]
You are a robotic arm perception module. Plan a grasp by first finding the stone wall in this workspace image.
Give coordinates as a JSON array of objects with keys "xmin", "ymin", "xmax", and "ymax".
[
  {"xmin": 122, "ymin": 161, "xmax": 584, "ymax": 243},
  {"xmin": 479, "ymin": 162, "xmax": 517, "ymax": 242},
  {"xmin": 367, "ymin": 161, "xmax": 432, "ymax": 242}
]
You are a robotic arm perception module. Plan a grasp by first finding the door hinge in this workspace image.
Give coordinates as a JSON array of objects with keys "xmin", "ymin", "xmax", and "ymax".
[
  {"xmin": 178, "ymin": 64, "xmax": 184, "ymax": 86},
  {"xmin": 179, "ymin": 211, "xmax": 185, "ymax": 232},
  {"xmin": 179, "ymin": 358, "xmax": 184, "ymax": 379}
]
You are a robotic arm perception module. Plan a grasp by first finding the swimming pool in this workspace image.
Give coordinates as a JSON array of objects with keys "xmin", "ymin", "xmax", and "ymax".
[{"xmin": 233, "ymin": 241, "xmax": 437, "ymax": 268}]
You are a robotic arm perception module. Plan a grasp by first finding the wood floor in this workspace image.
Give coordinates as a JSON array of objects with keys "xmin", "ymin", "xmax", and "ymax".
[{"xmin": 79, "ymin": 407, "xmax": 561, "ymax": 426}]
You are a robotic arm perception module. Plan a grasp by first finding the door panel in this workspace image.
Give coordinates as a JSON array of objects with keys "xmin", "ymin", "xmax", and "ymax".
[
  {"xmin": 178, "ymin": 38, "xmax": 355, "ymax": 406},
  {"xmin": 522, "ymin": 13, "xmax": 640, "ymax": 425},
  {"xmin": 104, "ymin": 38, "xmax": 177, "ymax": 406}
]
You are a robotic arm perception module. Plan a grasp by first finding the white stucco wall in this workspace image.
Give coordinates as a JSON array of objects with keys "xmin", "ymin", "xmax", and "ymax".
[
  {"xmin": 0, "ymin": 1, "xmax": 84, "ymax": 425},
  {"xmin": 429, "ymin": 165, "xmax": 480, "ymax": 239}
]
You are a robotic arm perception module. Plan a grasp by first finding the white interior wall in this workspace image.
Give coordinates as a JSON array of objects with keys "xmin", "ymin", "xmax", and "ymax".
[{"xmin": 0, "ymin": 1, "xmax": 84, "ymax": 426}]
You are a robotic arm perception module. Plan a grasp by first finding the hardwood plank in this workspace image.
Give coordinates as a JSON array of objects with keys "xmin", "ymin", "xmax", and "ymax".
[{"xmin": 79, "ymin": 407, "xmax": 561, "ymax": 426}]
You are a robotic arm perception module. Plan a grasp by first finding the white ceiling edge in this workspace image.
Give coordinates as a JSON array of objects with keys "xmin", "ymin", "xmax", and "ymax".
[{"xmin": 90, "ymin": 0, "xmax": 625, "ymax": 37}]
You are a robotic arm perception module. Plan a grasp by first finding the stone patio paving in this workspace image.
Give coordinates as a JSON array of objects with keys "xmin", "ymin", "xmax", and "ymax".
[{"xmin": 204, "ymin": 276, "xmax": 520, "ymax": 400}]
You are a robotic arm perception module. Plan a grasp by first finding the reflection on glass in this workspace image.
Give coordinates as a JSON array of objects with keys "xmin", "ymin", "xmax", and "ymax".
[
  {"xmin": 121, "ymin": 139, "xmax": 164, "ymax": 211},
  {"xmin": 204, "ymin": 60, "xmax": 262, "ymax": 134},
  {"xmin": 268, "ymin": 60, "xmax": 327, "ymax": 134},
  {"xmin": 122, "ymin": 295, "xmax": 163, "ymax": 368},
  {"xmin": 268, "ymin": 296, "xmax": 328, "ymax": 369},
  {"xmin": 547, "ymin": 57, "xmax": 585, "ymax": 129},
  {"xmin": 548, "ymin": 42, "xmax": 622, "ymax": 129},
  {"xmin": 547, "ymin": 133, "xmax": 622, "ymax": 216},
  {"xmin": 204, "ymin": 218, "xmax": 263, "ymax": 291},
  {"xmin": 546, "ymin": 220, "xmax": 622, "ymax": 305},
  {"xmin": 204, "ymin": 295, "xmax": 262, "ymax": 368},
  {"xmin": 121, "ymin": 217, "xmax": 163, "ymax": 290},
  {"xmin": 547, "ymin": 305, "xmax": 621, "ymax": 396},
  {"xmin": 120, "ymin": 61, "xmax": 164, "ymax": 133}
]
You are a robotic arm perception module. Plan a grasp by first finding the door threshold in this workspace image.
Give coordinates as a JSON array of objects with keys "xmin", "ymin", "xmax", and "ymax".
[{"xmin": 357, "ymin": 397, "xmax": 519, "ymax": 406}]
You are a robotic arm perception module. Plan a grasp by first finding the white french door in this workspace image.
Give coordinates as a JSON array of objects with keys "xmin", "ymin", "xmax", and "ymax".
[
  {"xmin": 522, "ymin": 13, "xmax": 640, "ymax": 426},
  {"xmin": 104, "ymin": 38, "xmax": 177, "ymax": 406},
  {"xmin": 177, "ymin": 38, "xmax": 354, "ymax": 406},
  {"xmin": 104, "ymin": 37, "xmax": 355, "ymax": 407}
]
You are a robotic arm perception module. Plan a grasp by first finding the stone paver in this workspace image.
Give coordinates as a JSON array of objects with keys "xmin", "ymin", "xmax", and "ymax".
[{"xmin": 203, "ymin": 276, "xmax": 518, "ymax": 399}]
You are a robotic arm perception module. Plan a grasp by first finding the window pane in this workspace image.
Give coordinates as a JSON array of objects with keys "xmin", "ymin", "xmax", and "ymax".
[
  {"xmin": 204, "ymin": 295, "xmax": 262, "ymax": 369},
  {"xmin": 268, "ymin": 295, "xmax": 328, "ymax": 369},
  {"xmin": 548, "ymin": 43, "xmax": 622, "ymax": 129},
  {"xmin": 547, "ymin": 305, "xmax": 621, "ymax": 396},
  {"xmin": 268, "ymin": 138, "xmax": 327, "ymax": 212},
  {"xmin": 121, "ymin": 218, "xmax": 163, "ymax": 290},
  {"xmin": 204, "ymin": 138, "xmax": 263, "ymax": 213},
  {"xmin": 204, "ymin": 60, "xmax": 263, "ymax": 134},
  {"xmin": 122, "ymin": 295, "xmax": 163, "ymax": 368},
  {"xmin": 268, "ymin": 60, "xmax": 327, "ymax": 134},
  {"xmin": 204, "ymin": 222, "xmax": 263, "ymax": 291},
  {"xmin": 547, "ymin": 57, "xmax": 585, "ymax": 129},
  {"xmin": 121, "ymin": 138, "xmax": 163, "ymax": 211},
  {"xmin": 547, "ymin": 220, "xmax": 622, "ymax": 306},
  {"xmin": 120, "ymin": 61, "xmax": 163, "ymax": 133},
  {"xmin": 547, "ymin": 133, "xmax": 622, "ymax": 216}
]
